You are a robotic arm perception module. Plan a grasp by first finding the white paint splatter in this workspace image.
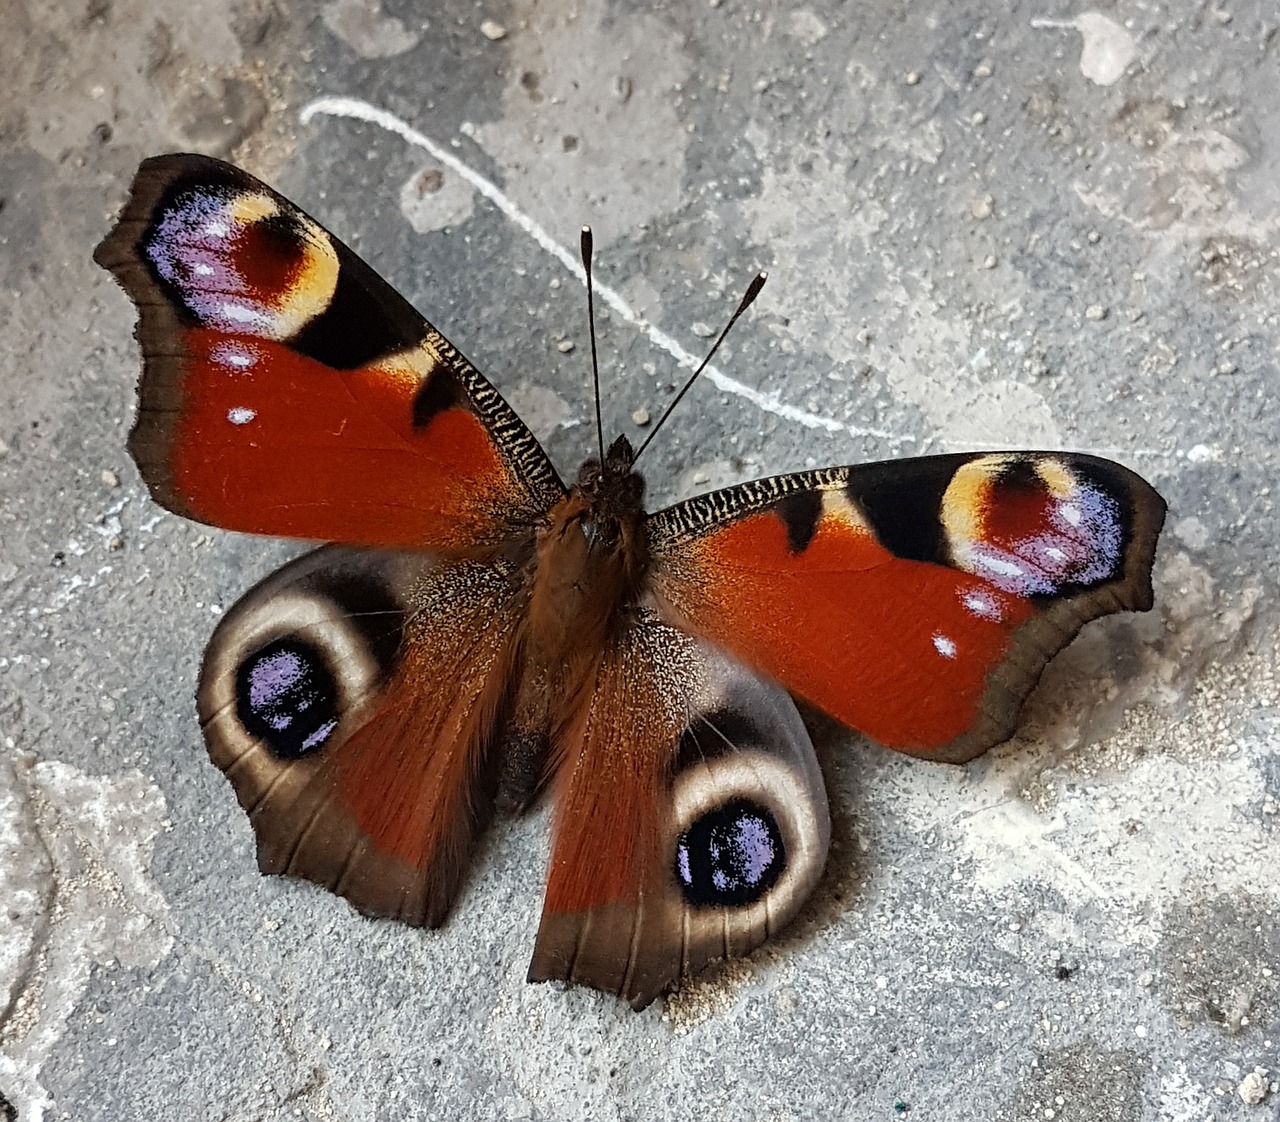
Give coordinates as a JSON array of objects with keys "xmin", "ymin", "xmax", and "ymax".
[
  {"xmin": 321, "ymin": 0, "xmax": 420, "ymax": 59},
  {"xmin": 933, "ymin": 633, "xmax": 958, "ymax": 659},
  {"xmin": 1186, "ymin": 443, "xmax": 1222, "ymax": 463},
  {"xmin": 1032, "ymin": 12, "xmax": 1136, "ymax": 86},
  {"xmin": 227, "ymin": 406, "xmax": 256, "ymax": 425},
  {"xmin": 398, "ymin": 165, "xmax": 476, "ymax": 234},
  {"xmin": 300, "ymin": 94, "xmax": 1174, "ymax": 464}
]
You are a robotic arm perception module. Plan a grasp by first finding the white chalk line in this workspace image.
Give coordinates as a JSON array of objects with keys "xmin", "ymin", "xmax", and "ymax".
[
  {"xmin": 299, "ymin": 95, "xmax": 1176, "ymax": 462},
  {"xmin": 300, "ymin": 95, "xmax": 894, "ymax": 443}
]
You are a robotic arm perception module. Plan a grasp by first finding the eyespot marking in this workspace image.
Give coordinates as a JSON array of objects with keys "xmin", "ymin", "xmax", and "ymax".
[
  {"xmin": 675, "ymin": 798, "xmax": 786, "ymax": 908},
  {"xmin": 942, "ymin": 455, "xmax": 1126, "ymax": 596},
  {"xmin": 143, "ymin": 183, "xmax": 339, "ymax": 340},
  {"xmin": 235, "ymin": 638, "xmax": 340, "ymax": 759}
]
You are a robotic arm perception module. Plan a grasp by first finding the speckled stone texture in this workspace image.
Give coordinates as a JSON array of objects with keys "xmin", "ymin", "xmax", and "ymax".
[{"xmin": 1, "ymin": 1, "xmax": 1278, "ymax": 1119}]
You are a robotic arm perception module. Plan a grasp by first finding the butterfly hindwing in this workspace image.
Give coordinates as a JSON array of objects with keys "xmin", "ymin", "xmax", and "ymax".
[
  {"xmin": 527, "ymin": 612, "xmax": 830, "ymax": 1008},
  {"xmin": 94, "ymin": 153, "xmax": 564, "ymax": 551},
  {"xmin": 648, "ymin": 451, "xmax": 1166, "ymax": 763},
  {"xmin": 198, "ymin": 544, "xmax": 524, "ymax": 926}
]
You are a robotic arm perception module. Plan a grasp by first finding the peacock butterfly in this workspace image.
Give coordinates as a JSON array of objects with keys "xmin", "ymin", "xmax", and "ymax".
[{"xmin": 95, "ymin": 154, "xmax": 1166, "ymax": 1008}]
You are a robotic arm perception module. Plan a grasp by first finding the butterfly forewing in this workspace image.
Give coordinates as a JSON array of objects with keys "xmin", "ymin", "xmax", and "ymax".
[
  {"xmin": 648, "ymin": 451, "xmax": 1166, "ymax": 763},
  {"xmin": 94, "ymin": 153, "xmax": 564, "ymax": 552}
]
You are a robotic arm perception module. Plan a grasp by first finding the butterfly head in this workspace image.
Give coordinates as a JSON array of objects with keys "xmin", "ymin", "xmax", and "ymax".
[{"xmin": 573, "ymin": 434, "xmax": 645, "ymax": 517}]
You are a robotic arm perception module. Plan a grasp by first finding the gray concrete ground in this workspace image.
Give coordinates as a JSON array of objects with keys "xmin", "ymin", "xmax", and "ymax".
[{"xmin": 1, "ymin": 0, "xmax": 1278, "ymax": 1118}]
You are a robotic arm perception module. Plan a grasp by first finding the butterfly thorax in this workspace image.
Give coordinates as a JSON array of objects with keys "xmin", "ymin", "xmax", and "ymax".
[
  {"xmin": 525, "ymin": 435, "xmax": 649, "ymax": 669},
  {"xmin": 495, "ymin": 436, "xmax": 649, "ymax": 808}
]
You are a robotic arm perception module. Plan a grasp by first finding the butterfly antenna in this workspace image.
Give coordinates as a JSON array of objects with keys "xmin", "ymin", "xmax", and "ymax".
[
  {"xmin": 630, "ymin": 271, "xmax": 767, "ymax": 466},
  {"xmin": 580, "ymin": 226, "xmax": 606, "ymax": 464}
]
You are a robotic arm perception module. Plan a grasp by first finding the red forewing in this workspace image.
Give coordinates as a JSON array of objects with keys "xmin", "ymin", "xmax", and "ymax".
[
  {"xmin": 649, "ymin": 452, "xmax": 1166, "ymax": 763},
  {"xmin": 94, "ymin": 153, "xmax": 563, "ymax": 551}
]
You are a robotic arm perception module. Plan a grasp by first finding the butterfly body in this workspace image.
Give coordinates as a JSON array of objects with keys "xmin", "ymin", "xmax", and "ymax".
[{"xmin": 96, "ymin": 154, "xmax": 1166, "ymax": 1008}]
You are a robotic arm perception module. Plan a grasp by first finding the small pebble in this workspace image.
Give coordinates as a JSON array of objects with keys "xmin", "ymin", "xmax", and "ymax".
[
  {"xmin": 982, "ymin": 255, "xmax": 998, "ymax": 269},
  {"xmin": 1085, "ymin": 304, "xmax": 1109, "ymax": 321},
  {"xmin": 557, "ymin": 339, "xmax": 575, "ymax": 353},
  {"xmin": 971, "ymin": 111, "xmax": 986, "ymax": 125},
  {"xmin": 101, "ymin": 469, "xmax": 120, "ymax": 488},
  {"xmin": 905, "ymin": 71, "xmax": 921, "ymax": 85},
  {"xmin": 480, "ymin": 19, "xmax": 507, "ymax": 40},
  {"xmin": 973, "ymin": 60, "xmax": 993, "ymax": 79},
  {"xmin": 631, "ymin": 408, "xmax": 651, "ymax": 426},
  {"xmin": 690, "ymin": 321, "xmax": 715, "ymax": 339},
  {"xmin": 970, "ymin": 194, "xmax": 994, "ymax": 219},
  {"xmin": 1238, "ymin": 1071, "xmax": 1268, "ymax": 1105},
  {"xmin": 1087, "ymin": 229, "xmax": 1101, "ymax": 244},
  {"xmin": 414, "ymin": 168, "xmax": 444, "ymax": 194}
]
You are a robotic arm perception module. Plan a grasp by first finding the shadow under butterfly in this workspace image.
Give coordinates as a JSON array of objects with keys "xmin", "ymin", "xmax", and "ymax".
[{"xmin": 94, "ymin": 154, "xmax": 1166, "ymax": 1009}]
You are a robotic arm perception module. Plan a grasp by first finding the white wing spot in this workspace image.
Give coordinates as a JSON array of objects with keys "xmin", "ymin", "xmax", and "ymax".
[
  {"xmin": 933, "ymin": 633, "xmax": 958, "ymax": 659},
  {"xmin": 962, "ymin": 591, "xmax": 1001, "ymax": 621},
  {"xmin": 1059, "ymin": 502, "xmax": 1083, "ymax": 526},
  {"xmin": 219, "ymin": 302, "xmax": 262, "ymax": 325},
  {"xmin": 212, "ymin": 342, "xmax": 256, "ymax": 371},
  {"xmin": 204, "ymin": 219, "xmax": 230, "ymax": 239},
  {"xmin": 193, "ymin": 262, "xmax": 214, "ymax": 276},
  {"xmin": 227, "ymin": 407, "xmax": 256, "ymax": 425},
  {"xmin": 976, "ymin": 553, "xmax": 1025, "ymax": 580}
]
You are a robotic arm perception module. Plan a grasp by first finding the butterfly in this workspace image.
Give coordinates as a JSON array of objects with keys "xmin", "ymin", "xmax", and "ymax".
[{"xmin": 94, "ymin": 153, "xmax": 1166, "ymax": 1009}]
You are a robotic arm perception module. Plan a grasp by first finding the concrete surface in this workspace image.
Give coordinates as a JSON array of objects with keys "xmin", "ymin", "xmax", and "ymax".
[{"xmin": 1, "ymin": 0, "xmax": 1278, "ymax": 1118}]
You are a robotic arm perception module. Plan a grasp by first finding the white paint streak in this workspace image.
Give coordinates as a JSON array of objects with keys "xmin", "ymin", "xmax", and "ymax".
[{"xmin": 300, "ymin": 96, "xmax": 891, "ymax": 441}]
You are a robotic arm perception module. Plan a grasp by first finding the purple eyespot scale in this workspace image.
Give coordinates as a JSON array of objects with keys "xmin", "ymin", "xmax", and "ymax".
[
  {"xmin": 675, "ymin": 798, "xmax": 785, "ymax": 908},
  {"xmin": 143, "ymin": 186, "xmax": 277, "ymax": 334},
  {"xmin": 235, "ymin": 639, "xmax": 340, "ymax": 760},
  {"xmin": 969, "ymin": 481, "xmax": 1124, "ymax": 597}
]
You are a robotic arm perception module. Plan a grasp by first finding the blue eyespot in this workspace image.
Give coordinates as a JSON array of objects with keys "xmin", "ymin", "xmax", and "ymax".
[
  {"xmin": 675, "ymin": 799, "xmax": 785, "ymax": 908},
  {"xmin": 235, "ymin": 639, "xmax": 339, "ymax": 759}
]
